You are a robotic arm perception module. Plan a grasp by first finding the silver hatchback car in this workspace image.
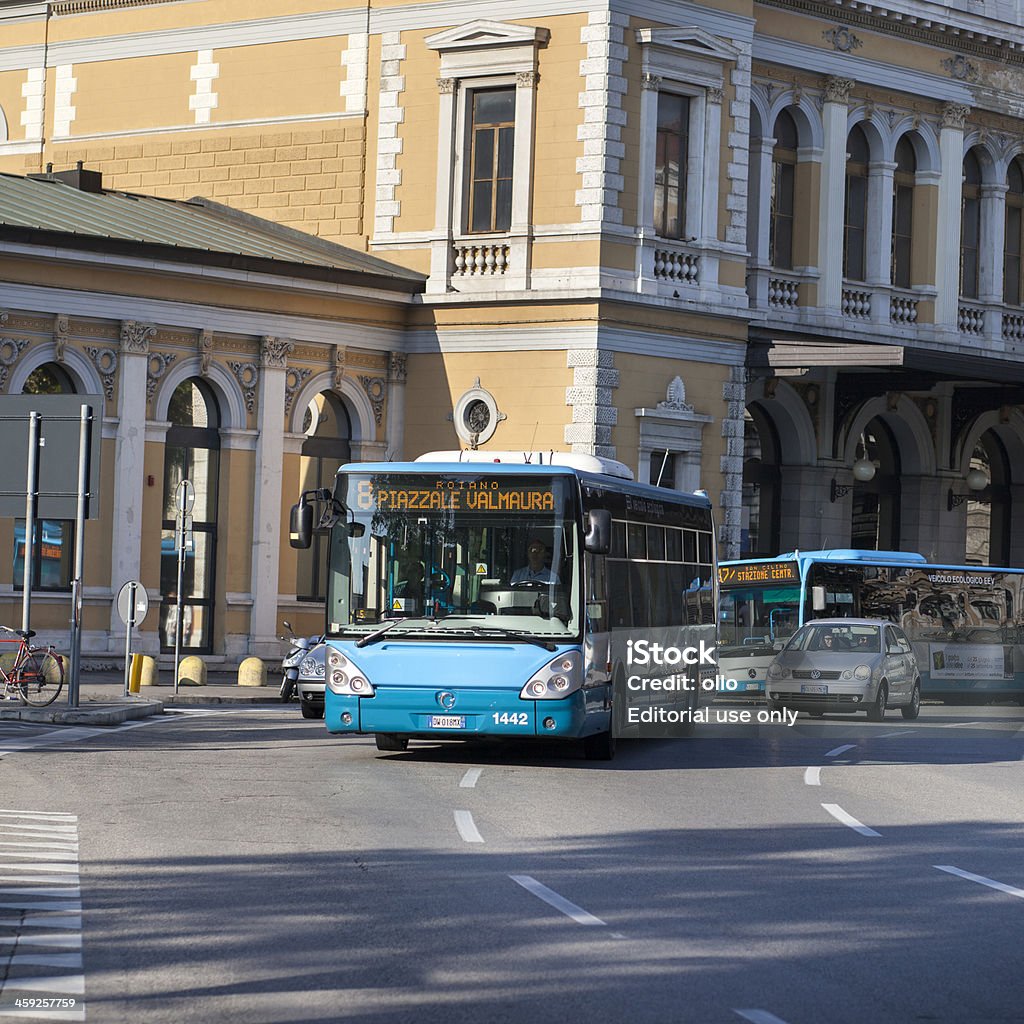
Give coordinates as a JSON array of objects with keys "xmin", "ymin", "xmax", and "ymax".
[{"xmin": 765, "ymin": 618, "xmax": 921, "ymax": 720}]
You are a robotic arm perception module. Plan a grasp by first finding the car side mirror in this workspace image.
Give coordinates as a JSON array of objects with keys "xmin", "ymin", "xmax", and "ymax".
[
  {"xmin": 585, "ymin": 509, "xmax": 611, "ymax": 554},
  {"xmin": 773, "ymin": 640, "xmax": 785, "ymax": 652},
  {"xmin": 289, "ymin": 499, "xmax": 313, "ymax": 549}
]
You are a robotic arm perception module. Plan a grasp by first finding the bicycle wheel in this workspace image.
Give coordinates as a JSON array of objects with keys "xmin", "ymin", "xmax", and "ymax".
[{"xmin": 16, "ymin": 651, "xmax": 64, "ymax": 707}]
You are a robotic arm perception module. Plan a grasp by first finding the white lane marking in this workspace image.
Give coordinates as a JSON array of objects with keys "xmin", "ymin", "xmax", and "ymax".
[
  {"xmin": 0, "ymin": 811, "xmax": 75, "ymax": 821},
  {"xmin": 0, "ymin": 878, "xmax": 79, "ymax": 886},
  {"xmin": 0, "ymin": 842, "xmax": 79, "ymax": 851},
  {"xmin": 803, "ymin": 766, "xmax": 821, "ymax": 786},
  {"xmin": 0, "ymin": 888, "xmax": 80, "ymax": 898},
  {"xmin": 876, "ymin": 730, "xmax": 912, "ymax": 738},
  {"xmin": 0, "ymin": 828, "xmax": 78, "ymax": 839},
  {"xmin": 0, "ymin": 933, "xmax": 81, "ymax": 948},
  {"xmin": 510, "ymin": 874, "xmax": 606, "ymax": 926},
  {"xmin": 939, "ymin": 721, "xmax": 981, "ymax": 728},
  {"xmin": 824, "ymin": 744, "xmax": 856, "ymax": 758},
  {"xmin": 8, "ymin": 953, "xmax": 82, "ymax": 969},
  {"xmin": 453, "ymin": 810, "xmax": 484, "ymax": 844},
  {"xmin": 0, "ymin": 900, "xmax": 81, "ymax": 912},
  {"xmin": 735, "ymin": 1011, "xmax": 793, "ymax": 1024},
  {"xmin": 1, "ymin": 974, "xmax": 84, "ymax": 995},
  {"xmin": 0, "ymin": 863, "xmax": 79, "ymax": 874},
  {"xmin": 934, "ymin": 865, "xmax": 1024, "ymax": 899},
  {"xmin": 0, "ymin": 916, "xmax": 81, "ymax": 929},
  {"xmin": 459, "ymin": 768, "xmax": 483, "ymax": 788},
  {"xmin": 821, "ymin": 803, "xmax": 882, "ymax": 837},
  {"xmin": 1, "ymin": 850, "xmax": 77, "ymax": 861}
]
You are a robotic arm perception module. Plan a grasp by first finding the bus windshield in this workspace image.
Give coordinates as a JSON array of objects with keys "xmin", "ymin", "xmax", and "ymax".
[
  {"xmin": 326, "ymin": 471, "xmax": 581, "ymax": 640},
  {"xmin": 718, "ymin": 584, "xmax": 801, "ymax": 652}
]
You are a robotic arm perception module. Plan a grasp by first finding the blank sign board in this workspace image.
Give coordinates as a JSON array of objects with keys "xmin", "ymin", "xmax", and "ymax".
[{"xmin": 0, "ymin": 395, "xmax": 104, "ymax": 519}]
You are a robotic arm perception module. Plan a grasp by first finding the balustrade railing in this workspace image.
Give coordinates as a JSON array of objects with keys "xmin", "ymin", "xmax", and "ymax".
[
  {"xmin": 767, "ymin": 277, "xmax": 800, "ymax": 310},
  {"xmin": 889, "ymin": 293, "xmax": 919, "ymax": 325},
  {"xmin": 1003, "ymin": 311, "xmax": 1024, "ymax": 343},
  {"xmin": 958, "ymin": 304, "xmax": 985, "ymax": 335},
  {"xmin": 653, "ymin": 246, "xmax": 699, "ymax": 285},
  {"xmin": 452, "ymin": 242, "xmax": 509, "ymax": 277},
  {"xmin": 841, "ymin": 288, "xmax": 872, "ymax": 319}
]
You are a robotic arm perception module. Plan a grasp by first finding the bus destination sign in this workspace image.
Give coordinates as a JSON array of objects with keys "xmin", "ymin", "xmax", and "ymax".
[
  {"xmin": 356, "ymin": 477, "xmax": 556, "ymax": 513},
  {"xmin": 719, "ymin": 560, "xmax": 800, "ymax": 586}
]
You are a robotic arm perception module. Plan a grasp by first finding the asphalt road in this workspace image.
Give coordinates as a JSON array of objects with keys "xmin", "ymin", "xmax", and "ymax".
[{"xmin": 1, "ymin": 702, "xmax": 1022, "ymax": 1023}]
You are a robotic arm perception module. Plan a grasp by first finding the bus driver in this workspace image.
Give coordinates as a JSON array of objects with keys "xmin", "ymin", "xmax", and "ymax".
[{"xmin": 511, "ymin": 538, "xmax": 561, "ymax": 585}]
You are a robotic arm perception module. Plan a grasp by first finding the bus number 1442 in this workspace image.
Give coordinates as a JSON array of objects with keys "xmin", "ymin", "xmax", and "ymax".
[{"xmin": 492, "ymin": 712, "xmax": 529, "ymax": 726}]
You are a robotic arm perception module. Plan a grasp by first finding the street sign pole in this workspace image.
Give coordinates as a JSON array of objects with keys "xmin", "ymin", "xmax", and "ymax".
[
  {"xmin": 21, "ymin": 412, "xmax": 41, "ymax": 636},
  {"xmin": 117, "ymin": 579, "xmax": 148, "ymax": 698},
  {"xmin": 67, "ymin": 405, "xmax": 93, "ymax": 709},
  {"xmin": 122, "ymin": 582, "xmax": 136, "ymax": 697}
]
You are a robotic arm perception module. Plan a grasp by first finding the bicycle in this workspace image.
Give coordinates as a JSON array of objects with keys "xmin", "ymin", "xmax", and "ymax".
[{"xmin": 0, "ymin": 629, "xmax": 65, "ymax": 707}]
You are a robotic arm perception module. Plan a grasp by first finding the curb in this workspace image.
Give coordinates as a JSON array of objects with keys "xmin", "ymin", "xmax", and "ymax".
[{"xmin": 0, "ymin": 699, "xmax": 165, "ymax": 726}]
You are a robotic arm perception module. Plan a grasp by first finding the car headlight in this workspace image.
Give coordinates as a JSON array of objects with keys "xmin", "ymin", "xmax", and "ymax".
[
  {"xmin": 854, "ymin": 665, "xmax": 871, "ymax": 680},
  {"xmin": 767, "ymin": 662, "xmax": 789, "ymax": 679},
  {"xmin": 326, "ymin": 647, "xmax": 375, "ymax": 696},
  {"xmin": 300, "ymin": 656, "xmax": 324, "ymax": 677},
  {"xmin": 519, "ymin": 652, "xmax": 582, "ymax": 700}
]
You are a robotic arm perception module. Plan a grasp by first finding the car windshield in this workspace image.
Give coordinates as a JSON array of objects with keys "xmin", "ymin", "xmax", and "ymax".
[
  {"xmin": 786, "ymin": 623, "xmax": 881, "ymax": 653},
  {"xmin": 324, "ymin": 471, "xmax": 581, "ymax": 642}
]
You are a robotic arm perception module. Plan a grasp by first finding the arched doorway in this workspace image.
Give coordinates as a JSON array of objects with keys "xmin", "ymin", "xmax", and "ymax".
[
  {"xmin": 160, "ymin": 378, "xmax": 221, "ymax": 652},
  {"xmin": 851, "ymin": 418, "xmax": 901, "ymax": 550},
  {"xmin": 14, "ymin": 363, "xmax": 77, "ymax": 592},
  {"xmin": 965, "ymin": 431, "xmax": 1010, "ymax": 566},
  {"xmin": 297, "ymin": 392, "xmax": 352, "ymax": 602},
  {"xmin": 741, "ymin": 407, "xmax": 781, "ymax": 557}
]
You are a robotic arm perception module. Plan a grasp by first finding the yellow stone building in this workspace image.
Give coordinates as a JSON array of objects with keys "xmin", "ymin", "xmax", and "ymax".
[{"xmin": 0, "ymin": 0, "xmax": 1022, "ymax": 664}]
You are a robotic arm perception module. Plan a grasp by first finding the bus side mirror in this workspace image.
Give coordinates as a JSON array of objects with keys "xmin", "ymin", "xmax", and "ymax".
[
  {"xmin": 812, "ymin": 585, "xmax": 826, "ymax": 612},
  {"xmin": 585, "ymin": 509, "xmax": 611, "ymax": 554},
  {"xmin": 348, "ymin": 521, "xmax": 366, "ymax": 538},
  {"xmin": 289, "ymin": 499, "xmax": 313, "ymax": 549}
]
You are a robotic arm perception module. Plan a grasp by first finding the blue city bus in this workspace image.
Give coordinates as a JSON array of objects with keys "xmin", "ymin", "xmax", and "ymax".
[
  {"xmin": 717, "ymin": 550, "xmax": 1024, "ymax": 702},
  {"xmin": 290, "ymin": 451, "xmax": 718, "ymax": 759}
]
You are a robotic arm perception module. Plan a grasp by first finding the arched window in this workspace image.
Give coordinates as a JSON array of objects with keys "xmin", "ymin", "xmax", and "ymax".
[
  {"xmin": 741, "ymin": 407, "xmax": 780, "ymax": 558},
  {"xmin": 14, "ymin": 363, "xmax": 77, "ymax": 592},
  {"xmin": 851, "ymin": 418, "xmax": 901, "ymax": 550},
  {"xmin": 843, "ymin": 125, "xmax": 870, "ymax": 282},
  {"xmin": 891, "ymin": 136, "xmax": 916, "ymax": 288},
  {"xmin": 160, "ymin": 379, "xmax": 220, "ymax": 653},
  {"xmin": 769, "ymin": 110, "xmax": 798, "ymax": 271},
  {"xmin": 965, "ymin": 432, "xmax": 1010, "ymax": 566},
  {"xmin": 297, "ymin": 393, "xmax": 351, "ymax": 602},
  {"xmin": 961, "ymin": 150, "xmax": 982, "ymax": 299},
  {"xmin": 1004, "ymin": 158, "xmax": 1024, "ymax": 306}
]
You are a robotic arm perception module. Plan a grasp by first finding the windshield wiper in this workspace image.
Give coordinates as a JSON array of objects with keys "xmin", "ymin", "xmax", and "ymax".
[
  {"xmin": 356, "ymin": 617, "xmax": 419, "ymax": 648},
  {"xmin": 460, "ymin": 624, "xmax": 556, "ymax": 651}
]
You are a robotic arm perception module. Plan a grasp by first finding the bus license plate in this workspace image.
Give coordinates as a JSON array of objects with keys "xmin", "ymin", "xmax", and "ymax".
[
  {"xmin": 429, "ymin": 715, "xmax": 465, "ymax": 729},
  {"xmin": 800, "ymin": 684, "xmax": 827, "ymax": 694}
]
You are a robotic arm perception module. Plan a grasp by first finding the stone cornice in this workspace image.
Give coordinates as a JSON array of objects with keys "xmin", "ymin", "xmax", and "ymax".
[{"xmin": 757, "ymin": 0, "xmax": 1024, "ymax": 63}]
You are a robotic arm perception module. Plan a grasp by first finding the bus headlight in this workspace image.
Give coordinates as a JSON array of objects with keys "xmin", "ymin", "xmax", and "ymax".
[
  {"xmin": 326, "ymin": 648, "xmax": 375, "ymax": 696},
  {"xmin": 520, "ymin": 651, "xmax": 583, "ymax": 700},
  {"xmin": 854, "ymin": 665, "xmax": 871, "ymax": 680}
]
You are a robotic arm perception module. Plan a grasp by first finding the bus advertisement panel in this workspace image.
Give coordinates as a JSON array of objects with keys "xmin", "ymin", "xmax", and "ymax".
[{"xmin": 718, "ymin": 550, "xmax": 1024, "ymax": 701}]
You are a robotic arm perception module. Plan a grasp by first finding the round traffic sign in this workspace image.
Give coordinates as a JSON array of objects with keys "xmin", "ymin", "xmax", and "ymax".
[
  {"xmin": 175, "ymin": 478, "xmax": 195, "ymax": 514},
  {"xmin": 116, "ymin": 580, "xmax": 150, "ymax": 626}
]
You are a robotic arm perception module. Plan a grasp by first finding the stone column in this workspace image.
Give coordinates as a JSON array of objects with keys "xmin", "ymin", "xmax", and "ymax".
[
  {"xmin": 507, "ymin": 69, "xmax": 539, "ymax": 290},
  {"xmin": 777, "ymin": 465, "xmax": 848, "ymax": 552},
  {"xmin": 635, "ymin": 72, "xmax": 662, "ymax": 291},
  {"xmin": 109, "ymin": 320, "xmax": 156, "ymax": 642},
  {"xmin": 385, "ymin": 353, "xmax": 407, "ymax": 461},
  {"xmin": 935, "ymin": 103, "xmax": 969, "ymax": 329},
  {"xmin": 817, "ymin": 77, "xmax": 854, "ymax": 313},
  {"xmin": 867, "ymin": 159, "xmax": 897, "ymax": 323},
  {"xmin": 249, "ymin": 336, "xmax": 293, "ymax": 659}
]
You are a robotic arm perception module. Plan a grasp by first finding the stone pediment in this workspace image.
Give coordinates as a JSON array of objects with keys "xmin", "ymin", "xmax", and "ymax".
[
  {"xmin": 636, "ymin": 26, "xmax": 742, "ymax": 62},
  {"xmin": 426, "ymin": 20, "xmax": 550, "ymax": 53}
]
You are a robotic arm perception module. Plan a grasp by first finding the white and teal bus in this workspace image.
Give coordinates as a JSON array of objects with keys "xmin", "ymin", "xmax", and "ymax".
[
  {"xmin": 289, "ymin": 451, "xmax": 718, "ymax": 759},
  {"xmin": 717, "ymin": 550, "xmax": 1024, "ymax": 703}
]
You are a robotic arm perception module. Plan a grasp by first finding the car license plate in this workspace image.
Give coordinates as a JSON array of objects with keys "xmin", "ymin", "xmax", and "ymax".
[
  {"xmin": 800, "ymin": 684, "xmax": 828, "ymax": 694},
  {"xmin": 745, "ymin": 682, "xmax": 760, "ymax": 691},
  {"xmin": 429, "ymin": 715, "xmax": 466, "ymax": 729}
]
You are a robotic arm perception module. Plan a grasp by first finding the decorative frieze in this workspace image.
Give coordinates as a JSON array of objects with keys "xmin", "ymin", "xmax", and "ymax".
[
  {"xmin": 359, "ymin": 375, "xmax": 385, "ymax": 426},
  {"xmin": 228, "ymin": 361, "xmax": 258, "ymax": 413},
  {"xmin": 85, "ymin": 346, "xmax": 118, "ymax": 402},
  {"xmin": 146, "ymin": 352, "xmax": 177, "ymax": 400},
  {"xmin": 0, "ymin": 337, "xmax": 29, "ymax": 393},
  {"xmin": 198, "ymin": 329, "xmax": 214, "ymax": 376},
  {"xmin": 53, "ymin": 315, "xmax": 69, "ymax": 363},
  {"xmin": 284, "ymin": 366, "xmax": 313, "ymax": 415},
  {"xmin": 942, "ymin": 54, "xmax": 978, "ymax": 82},
  {"xmin": 823, "ymin": 26, "xmax": 862, "ymax": 52}
]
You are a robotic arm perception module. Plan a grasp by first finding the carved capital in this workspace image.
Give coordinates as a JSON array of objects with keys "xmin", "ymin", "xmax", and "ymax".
[
  {"xmin": 822, "ymin": 76, "xmax": 855, "ymax": 104},
  {"xmin": 54, "ymin": 314, "xmax": 69, "ymax": 364},
  {"xmin": 437, "ymin": 77, "xmax": 456, "ymax": 95},
  {"xmin": 260, "ymin": 335, "xmax": 293, "ymax": 370},
  {"xmin": 120, "ymin": 320, "xmax": 156, "ymax": 355},
  {"xmin": 334, "ymin": 345, "xmax": 347, "ymax": 391},
  {"xmin": 707, "ymin": 87, "xmax": 724, "ymax": 105},
  {"xmin": 641, "ymin": 73, "xmax": 662, "ymax": 92},
  {"xmin": 388, "ymin": 352, "xmax": 407, "ymax": 384},
  {"xmin": 198, "ymin": 329, "xmax": 214, "ymax": 376},
  {"xmin": 516, "ymin": 70, "xmax": 538, "ymax": 90},
  {"xmin": 941, "ymin": 102, "xmax": 970, "ymax": 130}
]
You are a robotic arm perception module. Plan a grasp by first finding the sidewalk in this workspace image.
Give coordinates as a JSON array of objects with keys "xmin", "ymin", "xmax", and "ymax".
[{"xmin": 0, "ymin": 675, "xmax": 284, "ymax": 726}]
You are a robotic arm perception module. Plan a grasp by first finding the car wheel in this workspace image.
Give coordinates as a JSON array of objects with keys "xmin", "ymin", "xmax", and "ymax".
[
  {"xmin": 768, "ymin": 700, "xmax": 785, "ymax": 713},
  {"xmin": 867, "ymin": 682, "xmax": 888, "ymax": 722},
  {"xmin": 901, "ymin": 681, "xmax": 921, "ymax": 720},
  {"xmin": 583, "ymin": 728, "xmax": 615, "ymax": 761},
  {"xmin": 301, "ymin": 702, "xmax": 323, "ymax": 720},
  {"xmin": 375, "ymin": 734, "xmax": 408, "ymax": 752}
]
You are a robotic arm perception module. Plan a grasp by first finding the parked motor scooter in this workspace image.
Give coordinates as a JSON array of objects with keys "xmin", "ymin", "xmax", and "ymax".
[{"xmin": 280, "ymin": 621, "xmax": 318, "ymax": 702}]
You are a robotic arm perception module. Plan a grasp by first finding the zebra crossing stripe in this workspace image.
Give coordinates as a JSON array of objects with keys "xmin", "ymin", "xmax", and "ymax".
[{"xmin": 0, "ymin": 813, "xmax": 85, "ymax": 1021}]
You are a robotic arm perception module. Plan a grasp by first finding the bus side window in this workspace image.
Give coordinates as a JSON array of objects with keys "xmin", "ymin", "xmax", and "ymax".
[{"xmin": 607, "ymin": 560, "xmax": 632, "ymax": 628}]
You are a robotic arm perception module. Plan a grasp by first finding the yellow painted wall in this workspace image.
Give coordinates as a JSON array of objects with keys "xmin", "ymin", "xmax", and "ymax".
[
  {"xmin": 0, "ymin": 71, "xmax": 26, "ymax": 143},
  {"xmin": 393, "ymin": 29, "xmax": 439, "ymax": 235}
]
